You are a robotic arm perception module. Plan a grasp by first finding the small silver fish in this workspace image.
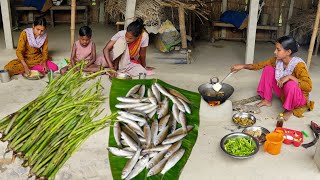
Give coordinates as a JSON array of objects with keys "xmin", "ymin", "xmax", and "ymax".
[
  {"xmin": 146, "ymin": 150, "xmax": 167, "ymax": 169},
  {"xmin": 154, "ymin": 83, "xmax": 185, "ymax": 112},
  {"xmin": 147, "ymin": 157, "xmax": 168, "ymax": 177},
  {"xmin": 142, "ymin": 144, "xmax": 172, "ymax": 153},
  {"xmin": 121, "ymin": 132, "xmax": 140, "ymax": 151},
  {"xmin": 123, "ymin": 147, "xmax": 135, "ymax": 152},
  {"xmin": 178, "ymin": 111, "xmax": 187, "ymax": 133},
  {"xmin": 161, "ymin": 149, "xmax": 185, "ymax": 175},
  {"xmin": 122, "ymin": 149, "xmax": 142, "ymax": 179},
  {"xmin": 148, "ymin": 96, "xmax": 158, "ymax": 105},
  {"xmin": 178, "ymin": 98, "xmax": 191, "ymax": 114},
  {"xmin": 167, "ymin": 88, "xmax": 192, "ymax": 104},
  {"xmin": 157, "ymin": 97, "xmax": 169, "ymax": 119},
  {"xmin": 107, "ymin": 147, "xmax": 134, "ymax": 157},
  {"xmin": 162, "ymin": 133, "xmax": 187, "ymax": 145},
  {"xmin": 116, "ymin": 103, "xmax": 149, "ymax": 109},
  {"xmin": 151, "ymin": 84, "xmax": 161, "ymax": 103},
  {"xmin": 134, "ymin": 103, "xmax": 155, "ymax": 111},
  {"xmin": 126, "ymin": 84, "xmax": 141, "ymax": 97},
  {"xmin": 121, "ymin": 140, "xmax": 129, "ymax": 146},
  {"xmin": 117, "ymin": 97, "xmax": 148, "ymax": 104},
  {"xmin": 118, "ymin": 111, "xmax": 147, "ymax": 124},
  {"xmin": 125, "ymin": 155, "xmax": 149, "ymax": 180},
  {"xmin": 117, "ymin": 116, "xmax": 144, "ymax": 137},
  {"xmin": 121, "ymin": 124, "xmax": 141, "ymax": 145},
  {"xmin": 164, "ymin": 141, "xmax": 182, "ymax": 158},
  {"xmin": 143, "ymin": 105, "xmax": 158, "ymax": 114},
  {"xmin": 144, "ymin": 123, "xmax": 152, "ymax": 148},
  {"xmin": 154, "ymin": 126, "xmax": 169, "ymax": 147},
  {"xmin": 138, "ymin": 137, "xmax": 146, "ymax": 144},
  {"xmin": 114, "ymin": 122, "xmax": 122, "ymax": 147},
  {"xmin": 138, "ymin": 85, "xmax": 146, "ymax": 98},
  {"xmin": 172, "ymin": 104, "xmax": 180, "ymax": 124},
  {"xmin": 151, "ymin": 120, "xmax": 158, "ymax": 146},
  {"xmin": 167, "ymin": 125, "xmax": 193, "ymax": 138},
  {"xmin": 158, "ymin": 114, "xmax": 170, "ymax": 132},
  {"xmin": 168, "ymin": 115, "xmax": 177, "ymax": 133},
  {"xmin": 147, "ymin": 88, "xmax": 154, "ymax": 98}
]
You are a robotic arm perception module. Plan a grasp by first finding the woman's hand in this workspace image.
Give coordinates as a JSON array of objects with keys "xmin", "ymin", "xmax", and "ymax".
[
  {"xmin": 231, "ymin": 64, "xmax": 245, "ymax": 72},
  {"xmin": 24, "ymin": 66, "xmax": 31, "ymax": 75},
  {"xmin": 42, "ymin": 61, "xmax": 48, "ymax": 73},
  {"xmin": 277, "ymin": 75, "xmax": 298, "ymax": 88},
  {"xmin": 277, "ymin": 75, "xmax": 290, "ymax": 88}
]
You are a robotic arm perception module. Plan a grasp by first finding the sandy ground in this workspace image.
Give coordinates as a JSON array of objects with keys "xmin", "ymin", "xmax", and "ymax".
[{"xmin": 0, "ymin": 24, "xmax": 320, "ymax": 180}]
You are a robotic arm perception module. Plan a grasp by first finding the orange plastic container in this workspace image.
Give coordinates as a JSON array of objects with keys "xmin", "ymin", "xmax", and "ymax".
[{"xmin": 264, "ymin": 132, "xmax": 284, "ymax": 155}]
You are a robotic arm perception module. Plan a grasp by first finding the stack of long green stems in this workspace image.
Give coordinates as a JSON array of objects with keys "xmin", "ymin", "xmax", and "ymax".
[{"xmin": 0, "ymin": 63, "xmax": 116, "ymax": 179}]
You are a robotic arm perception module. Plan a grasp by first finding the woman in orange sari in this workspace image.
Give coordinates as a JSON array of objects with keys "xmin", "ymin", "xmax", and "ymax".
[
  {"xmin": 95, "ymin": 18, "xmax": 150, "ymax": 76},
  {"xmin": 4, "ymin": 16, "xmax": 58, "ymax": 76}
]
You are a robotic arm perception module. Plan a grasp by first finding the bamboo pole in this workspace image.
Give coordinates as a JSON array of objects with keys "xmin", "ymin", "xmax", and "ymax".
[
  {"xmin": 306, "ymin": 0, "xmax": 320, "ymax": 70},
  {"xmin": 70, "ymin": 0, "xmax": 76, "ymax": 49},
  {"xmin": 178, "ymin": 6, "xmax": 187, "ymax": 49}
]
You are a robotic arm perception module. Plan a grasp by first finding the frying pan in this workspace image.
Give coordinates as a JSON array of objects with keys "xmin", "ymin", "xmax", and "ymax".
[{"xmin": 198, "ymin": 77, "xmax": 234, "ymax": 103}]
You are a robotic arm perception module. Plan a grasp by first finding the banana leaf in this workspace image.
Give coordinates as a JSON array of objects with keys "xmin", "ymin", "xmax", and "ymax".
[{"xmin": 108, "ymin": 78, "xmax": 201, "ymax": 180}]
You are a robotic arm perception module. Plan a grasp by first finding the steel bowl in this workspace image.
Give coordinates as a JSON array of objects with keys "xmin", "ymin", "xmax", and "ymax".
[
  {"xmin": 109, "ymin": 72, "xmax": 132, "ymax": 81},
  {"xmin": 232, "ymin": 112, "xmax": 257, "ymax": 128},
  {"xmin": 22, "ymin": 70, "xmax": 45, "ymax": 80},
  {"xmin": 242, "ymin": 126, "xmax": 270, "ymax": 145},
  {"xmin": 220, "ymin": 132, "xmax": 259, "ymax": 159}
]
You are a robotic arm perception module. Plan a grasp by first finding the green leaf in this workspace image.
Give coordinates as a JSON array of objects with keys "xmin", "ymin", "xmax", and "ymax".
[{"xmin": 108, "ymin": 78, "xmax": 201, "ymax": 180}]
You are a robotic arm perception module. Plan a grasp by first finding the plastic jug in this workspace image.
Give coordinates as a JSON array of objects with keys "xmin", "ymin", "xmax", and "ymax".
[{"xmin": 264, "ymin": 132, "xmax": 284, "ymax": 155}]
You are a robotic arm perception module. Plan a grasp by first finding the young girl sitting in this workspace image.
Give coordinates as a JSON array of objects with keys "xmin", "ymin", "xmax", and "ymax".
[
  {"xmin": 231, "ymin": 36, "xmax": 313, "ymax": 121},
  {"xmin": 60, "ymin": 26, "xmax": 98, "ymax": 73}
]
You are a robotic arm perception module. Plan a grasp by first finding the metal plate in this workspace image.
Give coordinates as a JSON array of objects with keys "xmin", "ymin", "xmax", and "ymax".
[
  {"xmin": 22, "ymin": 70, "xmax": 45, "ymax": 80},
  {"xmin": 220, "ymin": 132, "xmax": 259, "ymax": 159},
  {"xmin": 232, "ymin": 112, "xmax": 256, "ymax": 128},
  {"xmin": 242, "ymin": 126, "xmax": 270, "ymax": 145}
]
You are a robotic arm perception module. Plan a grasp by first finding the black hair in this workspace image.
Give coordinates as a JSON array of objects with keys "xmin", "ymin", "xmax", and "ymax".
[
  {"xmin": 127, "ymin": 18, "xmax": 145, "ymax": 37},
  {"xmin": 276, "ymin": 36, "xmax": 299, "ymax": 55},
  {"xmin": 34, "ymin": 16, "xmax": 47, "ymax": 27},
  {"xmin": 79, "ymin": 26, "xmax": 92, "ymax": 37}
]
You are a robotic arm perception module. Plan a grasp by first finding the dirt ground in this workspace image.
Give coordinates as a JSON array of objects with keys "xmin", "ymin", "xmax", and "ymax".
[{"xmin": 0, "ymin": 24, "xmax": 320, "ymax": 180}]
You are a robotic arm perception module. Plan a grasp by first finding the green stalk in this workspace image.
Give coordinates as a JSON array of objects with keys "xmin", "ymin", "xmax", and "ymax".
[{"xmin": 4, "ymin": 112, "xmax": 20, "ymax": 135}]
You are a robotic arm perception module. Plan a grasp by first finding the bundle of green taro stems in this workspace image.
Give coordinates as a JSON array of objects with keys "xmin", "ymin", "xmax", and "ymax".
[{"xmin": 0, "ymin": 63, "xmax": 117, "ymax": 179}]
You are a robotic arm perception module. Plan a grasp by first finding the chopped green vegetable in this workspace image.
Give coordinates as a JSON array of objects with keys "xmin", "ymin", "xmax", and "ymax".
[{"xmin": 224, "ymin": 137, "xmax": 256, "ymax": 156}]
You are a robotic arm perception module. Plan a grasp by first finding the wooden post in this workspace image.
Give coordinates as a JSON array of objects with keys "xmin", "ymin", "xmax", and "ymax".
[
  {"xmin": 1, "ymin": 0, "xmax": 14, "ymax": 49},
  {"xmin": 306, "ymin": 0, "xmax": 320, "ymax": 69},
  {"xmin": 245, "ymin": 0, "xmax": 259, "ymax": 64},
  {"xmin": 285, "ymin": 0, "xmax": 295, "ymax": 35},
  {"xmin": 99, "ymin": 0, "xmax": 105, "ymax": 24},
  {"xmin": 178, "ymin": 6, "xmax": 187, "ymax": 49},
  {"xmin": 124, "ymin": 0, "xmax": 137, "ymax": 29},
  {"xmin": 71, "ymin": 0, "xmax": 76, "ymax": 49},
  {"xmin": 221, "ymin": 0, "xmax": 227, "ymax": 38},
  {"xmin": 314, "ymin": 30, "xmax": 320, "ymax": 55}
]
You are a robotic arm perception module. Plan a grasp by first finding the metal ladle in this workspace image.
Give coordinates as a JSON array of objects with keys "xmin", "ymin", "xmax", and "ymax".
[{"xmin": 212, "ymin": 71, "xmax": 234, "ymax": 92}]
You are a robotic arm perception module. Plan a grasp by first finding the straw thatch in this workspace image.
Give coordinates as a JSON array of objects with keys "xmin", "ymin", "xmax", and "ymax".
[{"xmin": 105, "ymin": 0, "xmax": 209, "ymax": 26}]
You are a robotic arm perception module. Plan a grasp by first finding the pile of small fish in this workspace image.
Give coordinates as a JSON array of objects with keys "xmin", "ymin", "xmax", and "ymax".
[{"xmin": 108, "ymin": 83, "xmax": 194, "ymax": 179}]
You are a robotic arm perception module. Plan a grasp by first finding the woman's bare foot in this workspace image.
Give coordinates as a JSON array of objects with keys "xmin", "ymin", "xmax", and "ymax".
[
  {"xmin": 256, "ymin": 99, "xmax": 272, "ymax": 107},
  {"xmin": 283, "ymin": 110, "xmax": 293, "ymax": 121}
]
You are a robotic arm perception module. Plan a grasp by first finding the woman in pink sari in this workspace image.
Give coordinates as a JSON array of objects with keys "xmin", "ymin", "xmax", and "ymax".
[{"xmin": 4, "ymin": 16, "xmax": 58, "ymax": 76}]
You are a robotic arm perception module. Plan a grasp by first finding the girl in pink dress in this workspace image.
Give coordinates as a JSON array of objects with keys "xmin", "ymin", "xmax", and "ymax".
[{"xmin": 60, "ymin": 26, "xmax": 97, "ymax": 73}]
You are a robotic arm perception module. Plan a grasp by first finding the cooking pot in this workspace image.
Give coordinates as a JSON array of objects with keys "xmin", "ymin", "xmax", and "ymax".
[{"xmin": 198, "ymin": 77, "xmax": 234, "ymax": 103}]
